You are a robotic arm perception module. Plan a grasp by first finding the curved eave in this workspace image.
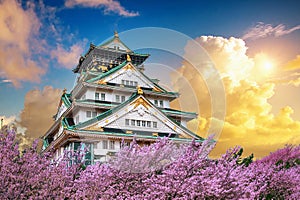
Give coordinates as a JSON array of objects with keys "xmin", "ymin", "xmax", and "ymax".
[
  {"xmin": 74, "ymin": 100, "xmax": 115, "ymax": 109},
  {"xmin": 83, "ymin": 82, "xmax": 179, "ymax": 100},
  {"xmin": 43, "ymin": 104, "xmax": 73, "ymax": 139},
  {"xmin": 161, "ymin": 109, "xmax": 197, "ymax": 120}
]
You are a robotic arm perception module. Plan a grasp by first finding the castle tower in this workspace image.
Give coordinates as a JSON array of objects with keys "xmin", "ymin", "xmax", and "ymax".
[{"xmin": 42, "ymin": 32, "xmax": 203, "ymax": 164}]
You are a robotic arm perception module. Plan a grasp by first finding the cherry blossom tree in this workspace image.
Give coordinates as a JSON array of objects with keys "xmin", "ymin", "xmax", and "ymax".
[{"xmin": 0, "ymin": 129, "xmax": 299, "ymax": 199}]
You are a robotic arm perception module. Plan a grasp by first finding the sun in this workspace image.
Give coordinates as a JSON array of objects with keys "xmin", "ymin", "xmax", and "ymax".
[
  {"xmin": 263, "ymin": 61, "xmax": 273, "ymax": 71},
  {"xmin": 254, "ymin": 53, "xmax": 276, "ymax": 76}
]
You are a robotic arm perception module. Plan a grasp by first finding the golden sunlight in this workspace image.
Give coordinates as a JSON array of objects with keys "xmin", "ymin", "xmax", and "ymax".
[
  {"xmin": 253, "ymin": 53, "xmax": 276, "ymax": 78},
  {"xmin": 262, "ymin": 61, "xmax": 274, "ymax": 72}
]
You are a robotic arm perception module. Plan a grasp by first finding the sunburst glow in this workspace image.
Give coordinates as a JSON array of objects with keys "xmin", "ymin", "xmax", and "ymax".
[{"xmin": 263, "ymin": 61, "xmax": 273, "ymax": 71}]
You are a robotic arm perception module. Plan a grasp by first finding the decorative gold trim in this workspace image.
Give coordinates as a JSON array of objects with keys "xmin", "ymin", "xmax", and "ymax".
[
  {"xmin": 126, "ymin": 130, "xmax": 133, "ymax": 134},
  {"xmin": 152, "ymin": 87, "xmax": 162, "ymax": 92},
  {"xmin": 130, "ymin": 97, "xmax": 150, "ymax": 110},
  {"xmin": 127, "ymin": 54, "xmax": 131, "ymax": 62},
  {"xmin": 152, "ymin": 133, "xmax": 158, "ymax": 137},
  {"xmin": 97, "ymin": 79, "xmax": 107, "ymax": 85},
  {"xmin": 85, "ymin": 125, "xmax": 104, "ymax": 132},
  {"xmin": 124, "ymin": 63, "xmax": 134, "ymax": 70},
  {"xmin": 100, "ymin": 65, "xmax": 108, "ymax": 72},
  {"xmin": 137, "ymin": 86, "xmax": 143, "ymax": 94}
]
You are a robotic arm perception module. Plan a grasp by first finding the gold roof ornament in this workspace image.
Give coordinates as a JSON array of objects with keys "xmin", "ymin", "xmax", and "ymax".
[
  {"xmin": 152, "ymin": 133, "xmax": 158, "ymax": 137},
  {"xmin": 97, "ymin": 79, "xmax": 107, "ymax": 85},
  {"xmin": 137, "ymin": 86, "xmax": 143, "ymax": 94},
  {"xmin": 63, "ymin": 88, "xmax": 67, "ymax": 94},
  {"xmin": 126, "ymin": 54, "xmax": 131, "ymax": 62},
  {"xmin": 100, "ymin": 65, "xmax": 108, "ymax": 72},
  {"xmin": 114, "ymin": 31, "xmax": 119, "ymax": 38}
]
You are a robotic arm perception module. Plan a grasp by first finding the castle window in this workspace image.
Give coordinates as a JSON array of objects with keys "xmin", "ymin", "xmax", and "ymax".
[
  {"xmin": 131, "ymin": 120, "xmax": 135, "ymax": 126},
  {"xmin": 142, "ymin": 121, "xmax": 146, "ymax": 127},
  {"xmin": 121, "ymin": 80, "xmax": 125, "ymax": 85},
  {"xmin": 134, "ymin": 81, "xmax": 138, "ymax": 86},
  {"xmin": 154, "ymin": 100, "xmax": 158, "ymax": 106},
  {"xmin": 109, "ymin": 141, "xmax": 115, "ymax": 150},
  {"xmin": 153, "ymin": 122, "xmax": 157, "ymax": 128},
  {"xmin": 101, "ymin": 93, "xmax": 105, "ymax": 101},
  {"xmin": 137, "ymin": 120, "xmax": 141, "ymax": 126},
  {"xmin": 102, "ymin": 140, "xmax": 108, "ymax": 149},
  {"xmin": 160, "ymin": 100, "xmax": 164, "ymax": 107},
  {"xmin": 116, "ymin": 95, "xmax": 120, "ymax": 102},
  {"xmin": 147, "ymin": 121, "xmax": 151, "ymax": 127},
  {"xmin": 86, "ymin": 111, "xmax": 91, "ymax": 118},
  {"xmin": 95, "ymin": 92, "xmax": 99, "ymax": 100},
  {"xmin": 121, "ymin": 96, "xmax": 125, "ymax": 102},
  {"xmin": 125, "ymin": 119, "xmax": 130, "ymax": 126},
  {"xmin": 92, "ymin": 111, "xmax": 97, "ymax": 118}
]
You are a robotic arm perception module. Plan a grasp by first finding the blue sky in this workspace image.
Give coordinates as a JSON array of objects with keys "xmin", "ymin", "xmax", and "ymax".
[
  {"xmin": 1, "ymin": 0, "xmax": 300, "ymax": 116},
  {"xmin": 1, "ymin": 0, "xmax": 300, "ymax": 157}
]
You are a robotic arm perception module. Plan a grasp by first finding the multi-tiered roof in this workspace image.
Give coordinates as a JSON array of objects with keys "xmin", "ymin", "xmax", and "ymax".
[{"xmin": 42, "ymin": 32, "xmax": 202, "ymax": 164}]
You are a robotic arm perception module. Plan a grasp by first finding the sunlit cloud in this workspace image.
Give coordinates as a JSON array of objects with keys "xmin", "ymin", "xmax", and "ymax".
[
  {"xmin": 51, "ymin": 43, "xmax": 84, "ymax": 69},
  {"xmin": 0, "ymin": 115, "xmax": 16, "ymax": 127},
  {"xmin": 172, "ymin": 36, "xmax": 300, "ymax": 158},
  {"xmin": 267, "ymin": 72, "xmax": 300, "ymax": 87},
  {"xmin": 284, "ymin": 55, "xmax": 300, "ymax": 71},
  {"xmin": 243, "ymin": 22, "xmax": 300, "ymax": 40},
  {"xmin": 16, "ymin": 86, "xmax": 62, "ymax": 143},
  {"xmin": 65, "ymin": 0, "xmax": 139, "ymax": 17},
  {"xmin": 288, "ymin": 77, "xmax": 300, "ymax": 87},
  {"xmin": 0, "ymin": 0, "xmax": 46, "ymax": 87}
]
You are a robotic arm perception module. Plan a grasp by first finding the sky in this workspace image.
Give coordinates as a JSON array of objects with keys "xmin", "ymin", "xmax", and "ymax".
[{"xmin": 0, "ymin": 0, "xmax": 300, "ymax": 157}]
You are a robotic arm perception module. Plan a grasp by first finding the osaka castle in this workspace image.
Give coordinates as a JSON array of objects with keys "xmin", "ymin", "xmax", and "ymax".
[{"xmin": 42, "ymin": 32, "xmax": 203, "ymax": 164}]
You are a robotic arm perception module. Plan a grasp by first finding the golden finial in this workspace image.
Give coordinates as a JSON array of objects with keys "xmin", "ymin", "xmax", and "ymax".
[
  {"xmin": 114, "ymin": 31, "xmax": 119, "ymax": 38},
  {"xmin": 126, "ymin": 54, "xmax": 131, "ymax": 62},
  {"xmin": 137, "ymin": 86, "xmax": 143, "ymax": 94},
  {"xmin": 63, "ymin": 88, "xmax": 67, "ymax": 94}
]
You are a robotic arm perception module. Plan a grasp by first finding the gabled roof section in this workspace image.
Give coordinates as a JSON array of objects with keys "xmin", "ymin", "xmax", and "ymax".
[
  {"xmin": 86, "ymin": 60, "xmax": 169, "ymax": 93},
  {"xmin": 71, "ymin": 91, "xmax": 201, "ymax": 140},
  {"xmin": 53, "ymin": 92, "xmax": 72, "ymax": 120},
  {"xmin": 86, "ymin": 61, "xmax": 127, "ymax": 84},
  {"xmin": 99, "ymin": 31, "xmax": 132, "ymax": 53}
]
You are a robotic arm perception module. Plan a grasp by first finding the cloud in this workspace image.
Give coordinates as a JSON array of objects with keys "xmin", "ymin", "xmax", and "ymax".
[
  {"xmin": 268, "ymin": 72, "xmax": 300, "ymax": 87},
  {"xmin": 288, "ymin": 77, "xmax": 300, "ymax": 87},
  {"xmin": 51, "ymin": 43, "xmax": 84, "ymax": 69},
  {"xmin": 0, "ymin": 0, "xmax": 46, "ymax": 87},
  {"xmin": 283, "ymin": 55, "xmax": 300, "ymax": 71},
  {"xmin": 65, "ymin": 0, "xmax": 139, "ymax": 17},
  {"xmin": 172, "ymin": 36, "xmax": 300, "ymax": 158},
  {"xmin": 242, "ymin": 22, "xmax": 300, "ymax": 40},
  {"xmin": 0, "ymin": 115, "xmax": 16, "ymax": 127},
  {"xmin": 17, "ymin": 86, "xmax": 62, "ymax": 142}
]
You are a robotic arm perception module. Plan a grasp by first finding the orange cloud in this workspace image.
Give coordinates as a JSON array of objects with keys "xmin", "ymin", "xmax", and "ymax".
[
  {"xmin": 65, "ymin": 0, "xmax": 139, "ymax": 17},
  {"xmin": 284, "ymin": 55, "xmax": 300, "ymax": 71},
  {"xmin": 288, "ymin": 77, "xmax": 300, "ymax": 87},
  {"xmin": 0, "ymin": 0, "xmax": 46, "ymax": 87},
  {"xmin": 51, "ymin": 44, "xmax": 83, "ymax": 69},
  {"xmin": 172, "ymin": 36, "xmax": 300, "ymax": 158},
  {"xmin": 17, "ymin": 86, "xmax": 62, "ymax": 141}
]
